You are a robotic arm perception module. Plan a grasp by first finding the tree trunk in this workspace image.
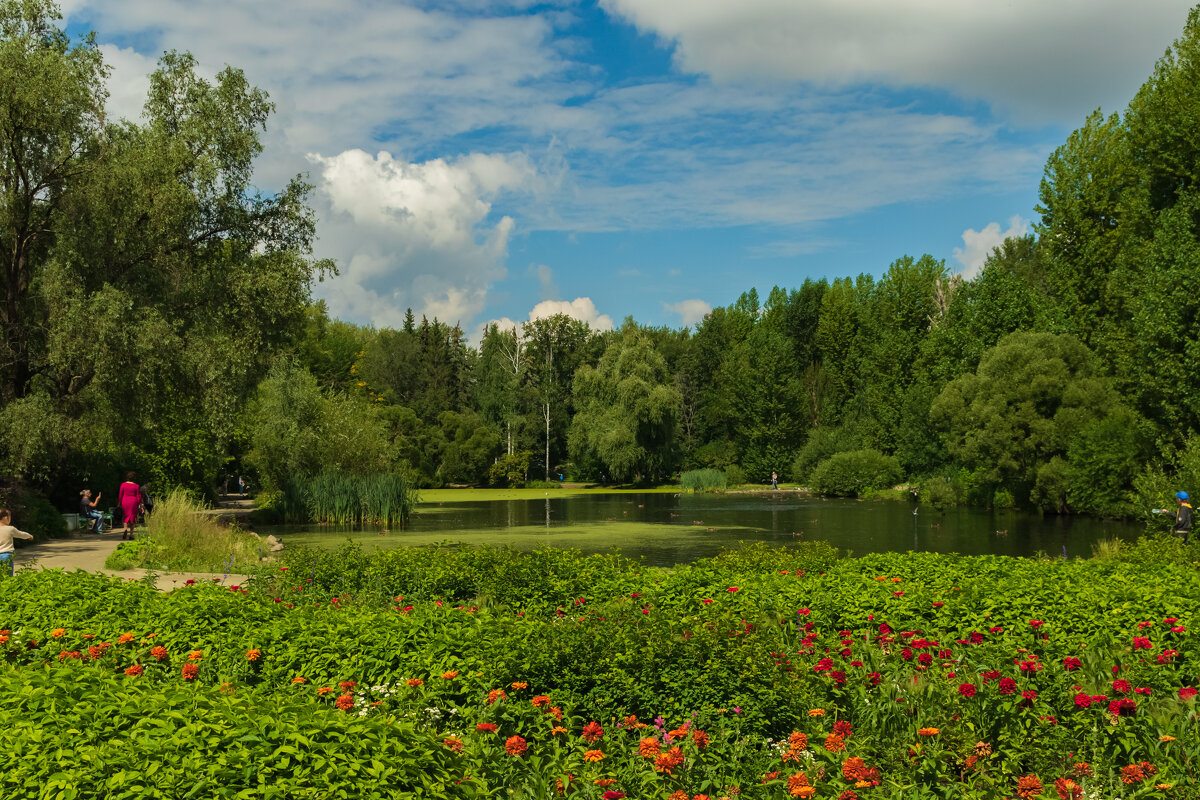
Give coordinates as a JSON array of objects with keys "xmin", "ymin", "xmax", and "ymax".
[{"xmin": 544, "ymin": 400, "xmax": 551, "ymax": 481}]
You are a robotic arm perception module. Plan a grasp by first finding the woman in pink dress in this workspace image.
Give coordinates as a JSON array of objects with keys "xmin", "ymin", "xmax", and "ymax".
[{"xmin": 118, "ymin": 472, "xmax": 141, "ymax": 540}]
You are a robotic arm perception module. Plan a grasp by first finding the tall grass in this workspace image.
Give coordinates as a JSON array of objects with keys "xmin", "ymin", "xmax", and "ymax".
[
  {"xmin": 680, "ymin": 468, "xmax": 727, "ymax": 493},
  {"xmin": 306, "ymin": 471, "xmax": 417, "ymax": 526},
  {"xmin": 109, "ymin": 490, "xmax": 261, "ymax": 571}
]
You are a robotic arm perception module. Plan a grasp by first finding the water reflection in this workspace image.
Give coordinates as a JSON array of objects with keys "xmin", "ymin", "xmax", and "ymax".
[{"xmin": 273, "ymin": 493, "xmax": 1143, "ymax": 567}]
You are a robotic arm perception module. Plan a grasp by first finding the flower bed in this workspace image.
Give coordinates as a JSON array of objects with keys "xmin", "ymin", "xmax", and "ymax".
[{"xmin": 2, "ymin": 539, "xmax": 1199, "ymax": 797}]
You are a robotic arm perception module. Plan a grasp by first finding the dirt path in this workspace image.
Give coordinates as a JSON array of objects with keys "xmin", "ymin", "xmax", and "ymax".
[{"xmin": 13, "ymin": 532, "xmax": 250, "ymax": 591}]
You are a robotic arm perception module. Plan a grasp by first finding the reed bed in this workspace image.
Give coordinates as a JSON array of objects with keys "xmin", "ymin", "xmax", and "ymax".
[
  {"xmin": 305, "ymin": 472, "xmax": 416, "ymax": 526},
  {"xmin": 680, "ymin": 468, "xmax": 727, "ymax": 493}
]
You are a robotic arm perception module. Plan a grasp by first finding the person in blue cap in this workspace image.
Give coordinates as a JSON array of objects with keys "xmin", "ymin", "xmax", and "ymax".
[{"xmin": 1171, "ymin": 491, "xmax": 1192, "ymax": 544}]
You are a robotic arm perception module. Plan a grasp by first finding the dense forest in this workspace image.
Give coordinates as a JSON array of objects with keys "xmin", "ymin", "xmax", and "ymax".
[{"xmin": 4, "ymin": 1, "xmax": 1200, "ymax": 521}]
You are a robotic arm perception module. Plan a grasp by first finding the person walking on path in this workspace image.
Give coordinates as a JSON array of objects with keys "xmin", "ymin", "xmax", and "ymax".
[
  {"xmin": 79, "ymin": 489, "xmax": 103, "ymax": 533},
  {"xmin": 118, "ymin": 472, "xmax": 141, "ymax": 540},
  {"xmin": 1172, "ymin": 491, "xmax": 1193, "ymax": 544},
  {"xmin": 0, "ymin": 507, "xmax": 33, "ymax": 576},
  {"xmin": 771, "ymin": 471, "xmax": 778, "ymax": 490}
]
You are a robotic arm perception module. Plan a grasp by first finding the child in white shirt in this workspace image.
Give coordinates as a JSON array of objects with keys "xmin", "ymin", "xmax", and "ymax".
[{"xmin": 0, "ymin": 507, "xmax": 34, "ymax": 576}]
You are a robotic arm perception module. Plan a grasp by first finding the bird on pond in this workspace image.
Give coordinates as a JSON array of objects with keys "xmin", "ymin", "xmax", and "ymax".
[{"xmin": 996, "ymin": 529, "xmax": 1008, "ymax": 537}]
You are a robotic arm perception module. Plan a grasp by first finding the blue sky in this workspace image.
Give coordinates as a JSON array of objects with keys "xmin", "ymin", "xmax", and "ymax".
[{"xmin": 61, "ymin": 0, "xmax": 1195, "ymax": 335}]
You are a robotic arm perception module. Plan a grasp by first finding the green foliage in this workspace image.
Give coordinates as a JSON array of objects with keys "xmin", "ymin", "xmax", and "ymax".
[
  {"xmin": 489, "ymin": 451, "xmax": 533, "ymax": 488},
  {"xmin": 810, "ymin": 449, "xmax": 903, "ymax": 497},
  {"xmin": 569, "ymin": 322, "xmax": 680, "ymax": 483},
  {"xmin": 723, "ymin": 464, "xmax": 746, "ymax": 487},
  {"xmin": 680, "ymin": 468, "xmax": 726, "ymax": 493},
  {"xmin": 792, "ymin": 424, "xmax": 860, "ymax": 482},
  {"xmin": 0, "ymin": 486, "xmax": 66, "ymax": 539}
]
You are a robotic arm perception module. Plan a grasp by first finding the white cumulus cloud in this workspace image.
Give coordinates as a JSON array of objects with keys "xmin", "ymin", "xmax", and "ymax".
[
  {"xmin": 953, "ymin": 215, "xmax": 1029, "ymax": 279},
  {"xmin": 664, "ymin": 299, "xmax": 711, "ymax": 327},
  {"xmin": 308, "ymin": 148, "xmax": 535, "ymax": 327},
  {"xmin": 474, "ymin": 297, "xmax": 614, "ymax": 344}
]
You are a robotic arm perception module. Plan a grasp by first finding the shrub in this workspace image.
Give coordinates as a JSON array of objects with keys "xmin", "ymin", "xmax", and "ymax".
[
  {"xmin": 918, "ymin": 477, "xmax": 959, "ymax": 510},
  {"xmin": 809, "ymin": 449, "xmax": 903, "ymax": 497},
  {"xmin": 680, "ymin": 468, "xmax": 726, "ymax": 493},
  {"xmin": 792, "ymin": 425, "xmax": 860, "ymax": 481},
  {"xmin": 0, "ymin": 487, "xmax": 67, "ymax": 539},
  {"xmin": 723, "ymin": 464, "xmax": 746, "ymax": 487},
  {"xmin": 488, "ymin": 452, "xmax": 532, "ymax": 488}
]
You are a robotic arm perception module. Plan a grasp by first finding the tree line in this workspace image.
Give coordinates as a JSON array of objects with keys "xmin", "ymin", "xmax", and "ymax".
[{"xmin": 4, "ymin": 1, "xmax": 1200, "ymax": 519}]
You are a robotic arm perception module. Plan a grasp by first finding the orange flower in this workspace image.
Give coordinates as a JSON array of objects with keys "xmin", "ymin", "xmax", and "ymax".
[
  {"xmin": 246, "ymin": 649, "xmax": 261, "ymax": 661},
  {"xmin": 824, "ymin": 733, "xmax": 846, "ymax": 753},
  {"xmin": 1016, "ymin": 774, "xmax": 1043, "ymax": 799},
  {"xmin": 786, "ymin": 773, "xmax": 811, "ymax": 797},
  {"xmin": 407, "ymin": 678, "xmax": 424, "ymax": 687},
  {"xmin": 51, "ymin": 628, "xmax": 65, "ymax": 638},
  {"xmin": 761, "ymin": 771, "xmax": 780, "ymax": 783},
  {"xmin": 487, "ymin": 688, "xmax": 507, "ymax": 705},
  {"xmin": 181, "ymin": 663, "xmax": 199, "ymax": 680},
  {"xmin": 692, "ymin": 729, "xmax": 710, "ymax": 749},
  {"xmin": 443, "ymin": 737, "xmax": 464, "ymax": 753},
  {"xmin": 291, "ymin": 677, "xmax": 306, "ymax": 684},
  {"xmin": 1054, "ymin": 778, "xmax": 1082, "ymax": 800},
  {"xmin": 124, "ymin": 664, "xmax": 143, "ymax": 677},
  {"xmin": 219, "ymin": 683, "xmax": 234, "ymax": 695},
  {"xmin": 476, "ymin": 723, "xmax": 498, "ymax": 733},
  {"xmin": 917, "ymin": 727, "xmax": 940, "ymax": 737},
  {"xmin": 1071, "ymin": 763, "xmax": 1093, "ymax": 778},
  {"xmin": 807, "ymin": 708, "xmax": 825, "ymax": 717},
  {"xmin": 339, "ymin": 680, "xmax": 357, "ymax": 691},
  {"xmin": 150, "ymin": 646, "xmax": 168, "ymax": 661},
  {"xmin": 550, "ymin": 706, "xmax": 563, "ymax": 720},
  {"xmin": 668, "ymin": 792, "xmax": 689, "ymax": 800},
  {"xmin": 622, "ymin": 714, "xmax": 646, "ymax": 729},
  {"xmin": 87, "ymin": 645, "xmax": 104, "ymax": 660},
  {"xmin": 842, "ymin": 757, "xmax": 867, "ymax": 781},
  {"xmin": 505, "ymin": 735, "xmax": 528, "ymax": 756},
  {"xmin": 788, "ymin": 731, "xmax": 808, "ymax": 751},
  {"xmin": 442, "ymin": 670, "xmax": 459, "ymax": 680},
  {"xmin": 653, "ymin": 747, "xmax": 684, "ymax": 774},
  {"xmin": 1120, "ymin": 764, "xmax": 1147, "ymax": 784},
  {"xmin": 117, "ymin": 633, "xmax": 135, "ymax": 645},
  {"xmin": 317, "ymin": 687, "xmax": 334, "ymax": 695},
  {"xmin": 594, "ymin": 779, "xmax": 617, "ymax": 787},
  {"xmin": 335, "ymin": 693, "xmax": 355, "ymax": 711},
  {"xmin": 551, "ymin": 726, "xmax": 568, "ymax": 735},
  {"xmin": 532, "ymin": 695, "xmax": 552, "ymax": 708},
  {"xmin": 1160, "ymin": 735, "xmax": 1177, "ymax": 742},
  {"xmin": 187, "ymin": 650, "xmax": 203, "ymax": 662},
  {"xmin": 639, "ymin": 737, "xmax": 661, "ymax": 758},
  {"xmin": 582, "ymin": 721, "xmax": 604, "ymax": 742},
  {"xmin": 584, "ymin": 749, "xmax": 605, "ymax": 762},
  {"xmin": 511, "ymin": 681, "xmax": 528, "ymax": 689}
]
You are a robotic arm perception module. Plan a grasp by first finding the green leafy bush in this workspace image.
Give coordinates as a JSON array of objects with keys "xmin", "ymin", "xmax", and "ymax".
[
  {"xmin": 723, "ymin": 464, "xmax": 746, "ymax": 487},
  {"xmin": 0, "ymin": 487, "xmax": 67, "ymax": 539},
  {"xmin": 103, "ymin": 490, "xmax": 261, "ymax": 571},
  {"xmin": 810, "ymin": 449, "xmax": 903, "ymax": 497},
  {"xmin": 680, "ymin": 468, "xmax": 726, "ymax": 493}
]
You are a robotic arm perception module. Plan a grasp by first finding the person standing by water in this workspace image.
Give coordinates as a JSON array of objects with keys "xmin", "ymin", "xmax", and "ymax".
[
  {"xmin": 79, "ymin": 489, "xmax": 103, "ymax": 533},
  {"xmin": 771, "ymin": 471, "xmax": 778, "ymax": 490},
  {"xmin": 1172, "ymin": 491, "xmax": 1192, "ymax": 544},
  {"xmin": 118, "ymin": 472, "xmax": 141, "ymax": 540},
  {"xmin": 0, "ymin": 507, "xmax": 33, "ymax": 576}
]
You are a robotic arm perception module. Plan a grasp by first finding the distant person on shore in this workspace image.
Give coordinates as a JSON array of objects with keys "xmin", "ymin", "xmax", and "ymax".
[
  {"xmin": 139, "ymin": 483, "xmax": 154, "ymax": 521},
  {"xmin": 118, "ymin": 472, "xmax": 141, "ymax": 540},
  {"xmin": 771, "ymin": 471, "xmax": 778, "ymax": 490},
  {"xmin": 0, "ymin": 507, "xmax": 33, "ymax": 577},
  {"xmin": 1172, "ymin": 491, "xmax": 1192, "ymax": 544},
  {"xmin": 79, "ymin": 489, "xmax": 103, "ymax": 533},
  {"xmin": 238, "ymin": 475, "xmax": 245, "ymax": 496}
]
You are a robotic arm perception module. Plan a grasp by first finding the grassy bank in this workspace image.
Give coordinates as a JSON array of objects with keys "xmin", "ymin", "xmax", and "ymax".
[{"xmin": 105, "ymin": 490, "xmax": 263, "ymax": 572}]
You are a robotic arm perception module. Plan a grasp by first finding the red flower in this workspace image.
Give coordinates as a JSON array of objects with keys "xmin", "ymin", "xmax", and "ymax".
[
  {"xmin": 1108, "ymin": 698, "xmax": 1137, "ymax": 717},
  {"xmin": 1062, "ymin": 657, "xmax": 1081, "ymax": 670},
  {"xmin": 1028, "ymin": 620, "xmax": 1044, "ymax": 628},
  {"xmin": 866, "ymin": 672, "xmax": 882, "ymax": 686},
  {"xmin": 124, "ymin": 664, "xmax": 143, "ymax": 677},
  {"xmin": 476, "ymin": 723, "xmax": 498, "ymax": 733},
  {"xmin": 582, "ymin": 721, "xmax": 604, "ymax": 742},
  {"xmin": 602, "ymin": 792, "xmax": 625, "ymax": 800},
  {"xmin": 335, "ymin": 693, "xmax": 354, "ymax": 711},
  {"xmin": 1132, "ymin": 636, "xmax": 1153, "ymax": 650},
  {"xmin": 998, "ymin": 678, "xmax": 1017, "ymax": 694},
  {"xmin": 181, "ymin": 663, "xmax": 199, "ymax": 680},
  {"xmin": 1112, "ymin": 679, "xmax": 1132, "ymax": 694},
  {"xmin": 505, "ymin": 735, "xmax": 527, "ymax": 757},
  {"xmin": 1179, "ymin": 687, "xmax": 1198, "ymax": 700},
  {"xmin": 958, "ymin": 683, "xmax": 977, "ymax": 698},
  {"xmin": 833, "ymin": 720, "xmax": 852, "ymax": 738},
  {"xmin": 1074, "ymin": 693, "xmax": 1093, "ymax": 708},
  {"xmin": 727, "ymin": 587, "xmax": 740, "ymax": 592}
]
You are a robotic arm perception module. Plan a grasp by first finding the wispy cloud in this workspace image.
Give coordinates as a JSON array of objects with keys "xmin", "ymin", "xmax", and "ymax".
[{"xmin": 953, "ymin": 215, "xmax": 1029, "ymax": 279}]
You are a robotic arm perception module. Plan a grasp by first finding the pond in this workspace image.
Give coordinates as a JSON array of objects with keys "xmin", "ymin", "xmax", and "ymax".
[{"xmin": 270, "ymin": 491, "xmax": 1146, "ymax": 566}]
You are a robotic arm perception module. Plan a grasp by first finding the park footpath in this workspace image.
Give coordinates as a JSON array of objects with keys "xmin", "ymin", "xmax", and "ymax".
[
  {"xmin": 12, "ymin": 493, "xmax": 255, "ymax": 590},
  {"xmin": 12, "ymin": 532, "xmax": 251, "ymax": 590}
]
